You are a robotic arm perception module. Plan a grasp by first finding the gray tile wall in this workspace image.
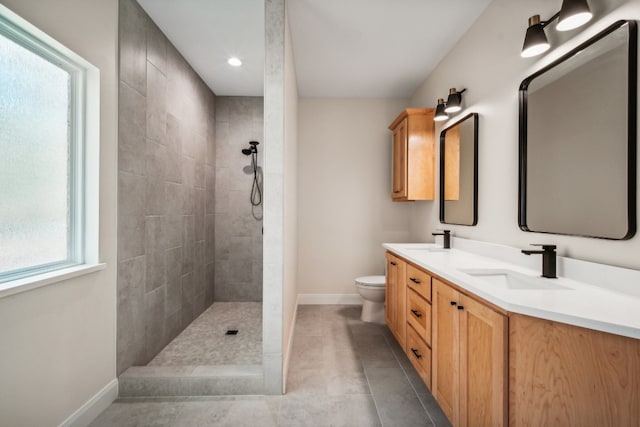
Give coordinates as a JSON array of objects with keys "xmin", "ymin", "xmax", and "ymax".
[
  {"xmin": 117, "ymin": 0, "xmax": 216, "ymax": 375},
  {"xmin": 214, "ymin": 97, "xmax": 264, "ymax": 301}
]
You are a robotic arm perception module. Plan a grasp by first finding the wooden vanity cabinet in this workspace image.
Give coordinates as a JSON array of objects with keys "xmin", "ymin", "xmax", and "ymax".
[
  {"xmin": 385, "ymin": 252, "xmax": 406, "ymax": 348},
  {"xmin": 432, "ymin": 278, "xmax": 507, "ymax": 427},
  {"xmin": 389, "ymin": 108, "xmax": 435, "ymax": 201},
  {"xmin": 509, "ymin": 313, "xmax": 640, "ymax": 426},
  {"xmin": 386, "ymin": 250, "xmax": 640, "ymax": 426}
]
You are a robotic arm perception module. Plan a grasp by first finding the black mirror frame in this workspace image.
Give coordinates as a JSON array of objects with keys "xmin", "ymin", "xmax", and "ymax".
[
  {"xmin": 518, "ymin": 20, "xmax": 637, "ymax": 240},
  {"xmin": 439, "ymin": 112, "xmax": 479, "ymax": 226}
]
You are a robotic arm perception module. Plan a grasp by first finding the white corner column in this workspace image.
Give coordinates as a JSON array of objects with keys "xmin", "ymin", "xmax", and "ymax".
[{"xmin": 263, "ymin": 0, "xmax": 285, "ymax": 394}]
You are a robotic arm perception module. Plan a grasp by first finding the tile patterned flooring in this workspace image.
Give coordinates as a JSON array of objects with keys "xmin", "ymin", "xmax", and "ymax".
[
  {"xmin": 148, "ymin": 302, "xmax": 262, "ymax": 366},
  {"xmin": 91, "ymin": 305, "xmax": 451, "ymax": 426}
]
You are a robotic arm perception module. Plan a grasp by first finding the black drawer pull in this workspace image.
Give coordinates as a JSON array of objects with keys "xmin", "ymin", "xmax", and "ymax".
[
  {"xmin": 409, "ymin": 277, "xmax": 421, "ymax": 284},
  {"xmin": 390, "ymin": 261, "xmax": 397, "ymax": 266},
  {"xmin": 393, "ymin": 190, "xmax": 401, "ymax": 194},
  {"xmin": 410, "ymin": 309, "xmax": 422, "ymax": 318},
  {"xmin": 450, "ymin": 301, "xmax": 457, "ymax": 306},
  {"xmin": 411, "ymin": 348, "xmax": 422, "ymax": 359},
  {"xmin": 457, "ymin": 305, "xmax": 464, "ymax": 310}
]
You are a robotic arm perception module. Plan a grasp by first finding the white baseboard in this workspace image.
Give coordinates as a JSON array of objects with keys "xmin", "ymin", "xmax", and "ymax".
[
  {"xmin": 59, "ymin": 378, "xmax": 118, "ymax": 427},
  {"xmin": 297, "ymin": 293, "xmax": 363, "ymax": 305},
  {"xmin": 282, "ymin": 296, "xmax": 299, "ymax": 394}
]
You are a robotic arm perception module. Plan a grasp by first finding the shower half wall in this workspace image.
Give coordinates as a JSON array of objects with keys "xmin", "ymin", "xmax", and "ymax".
[{"xmin": 117, "ymin": 0, "xmax": 216, "ymax": 375}]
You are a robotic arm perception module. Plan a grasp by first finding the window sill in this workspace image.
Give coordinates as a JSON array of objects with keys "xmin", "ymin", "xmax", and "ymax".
[{"xmin": 0, "ymin": 263, "xmax": 107, "ymax": 299}]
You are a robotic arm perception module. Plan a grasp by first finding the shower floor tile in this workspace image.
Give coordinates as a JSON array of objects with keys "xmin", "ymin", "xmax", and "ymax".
[{"xmin": 149, "ymin": 302, "xmax": 262, "ymax": 366}]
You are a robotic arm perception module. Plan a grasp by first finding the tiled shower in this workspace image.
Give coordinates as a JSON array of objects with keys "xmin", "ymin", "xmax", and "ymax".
[{"xmin": 117, "ymin": 0, "xmax": 263, "ymax": 377}]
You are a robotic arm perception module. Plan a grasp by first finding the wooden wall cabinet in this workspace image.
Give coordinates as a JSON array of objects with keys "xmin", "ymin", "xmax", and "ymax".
[
  {"xmin": 432, "ymin": 278, "xmax": 507, "ymax": 427},
  {"xmin": 385, "ymin": 252, "xmax": 406, "ymax": 348},
  {"xmin": 388, "ymin": 108, "xmax": 435, "ymax": 201}
]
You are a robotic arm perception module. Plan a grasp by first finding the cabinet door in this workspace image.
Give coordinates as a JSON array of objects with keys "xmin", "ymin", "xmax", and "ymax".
[
  {"xmin": 459, "ymin": 295, "xmax": 507, "ymax": 427},
  {"xmin": 432, "ymin": 279, "xmax": 460, "ymax": 425},
  {"xmin": 385, "ymin": 254, "xmax": 397, "ymax": 329},
  {"xmin": 395, "ymin": 258, "xmax": 407, "ymax": 348},
  {"xmin": 392, "ymin": 118, "xmax": 407, "ymax": 199}
]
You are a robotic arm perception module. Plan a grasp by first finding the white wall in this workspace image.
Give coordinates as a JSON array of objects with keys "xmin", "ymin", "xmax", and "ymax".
[
  {"xmin": 282, "ymin": 6, "xmax": 299, "ymax": 387},
  {"xmin": 0, "ymin": 0, "xmax": 118, "ymax": 426},
  {"xmin": 297, "ymin": 98, "xmax": 412, "ymax": 294},
  {"xmin": 409, "ymin": 0, "xmax": 640, "ymax": 270}
]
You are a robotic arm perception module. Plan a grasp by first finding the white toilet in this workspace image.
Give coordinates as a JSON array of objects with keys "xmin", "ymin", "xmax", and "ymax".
[{"xmin": 355, "ymin": 275, "xmax": 386, "ymax": 323}]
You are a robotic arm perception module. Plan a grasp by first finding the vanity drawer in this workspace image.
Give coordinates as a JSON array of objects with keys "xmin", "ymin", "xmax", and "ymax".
[
  {"xmin": 406, "ymin": 264, "xmax": 431, "ymax": 301},
  {"xmin": 407, "ymin": 288, "xmax": 431, "ymax": 344},
  {"xmin": 406, "ymin": 324, "xmax": 431, "ymax": 389}
]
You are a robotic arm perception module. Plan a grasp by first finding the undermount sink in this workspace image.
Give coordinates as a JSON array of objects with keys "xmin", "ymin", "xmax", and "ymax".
[
  {"xmin": 403, "ymin": 245, "xmax": 449, "ymax": 253},
  {"xmin": 458, "ymin": 268, "xmax": 572, "ymax": 291}
]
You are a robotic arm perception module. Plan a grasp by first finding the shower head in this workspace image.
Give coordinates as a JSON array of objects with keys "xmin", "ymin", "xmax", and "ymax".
[{"xmin": 241, "ymin": 141, "xmax": 260, "ymax": 156}]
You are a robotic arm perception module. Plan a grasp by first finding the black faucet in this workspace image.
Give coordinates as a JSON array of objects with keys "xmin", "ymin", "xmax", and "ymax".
[
  {"xmin": 521, "ymin": 244, "xmax": 557, "ymax": 278},
  {"xmin": 432, "ymin": 230, "xmax": 451, "ymax": 249}
]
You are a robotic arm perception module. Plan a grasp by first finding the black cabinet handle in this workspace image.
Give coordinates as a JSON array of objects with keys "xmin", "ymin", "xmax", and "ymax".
[
  {"xmin": 409, "ymin": 277, "xmax": 421, "ymax": 284},
  {"xmin": 410, "ymin": 309, "xmax": 422, "ymax": 318},
  {"xmin": 457, "ymin": 305, "xmax": 464, "ymax": 310},
  {"xmin": 390, "ymin": 261, "xmax": 397, "ymax": 266},
  {"xmin": 393, "ymin": 190, "xmax": 401, "ymax": 194},
  {"xmin": 450, "ymin": 301, "xmax": 457, "ymax": 306},
  {"xmin": 411, "ymin": 348, "xmax": 422, "ymax": 359}
]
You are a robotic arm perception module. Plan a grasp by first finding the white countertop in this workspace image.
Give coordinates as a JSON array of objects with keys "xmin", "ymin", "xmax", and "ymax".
[{"xmin": 383, "ymin": 241, "xmax": 640, "ymax": 340}]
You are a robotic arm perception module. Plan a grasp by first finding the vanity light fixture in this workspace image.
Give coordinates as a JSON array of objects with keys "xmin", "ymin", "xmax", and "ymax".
[
  {"xmin": 444, "ymin": 88, "xmax": 466, "ymax": 113},
  {"xmin": 433, "ymin": 89, "xmax": 467, "ymax": 122},
  {"xmin": 521, "ymin": 0, "xmax": 593, "ymax": 58},
  {"xmin": 557, "ymin": 0, "xmax": 593, "ymax": 31},
  {"xmin": 434, "ymin": 99, "xmax": 449, "ymax": 121},
  {"xmin": 227, "ymin": 57, "xmax": 242, "ymax": 66},
  {"xmin": 521, "ymin": 15, "xmax": 551, "ymax": 58}
]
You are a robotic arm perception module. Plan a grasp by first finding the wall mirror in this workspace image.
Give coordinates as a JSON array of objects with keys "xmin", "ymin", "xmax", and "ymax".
[
  {"xmin": 519, "ymin": 20, "xmax": 637, "ymax": 240},
  {"xmin": 440, "ymin": 113, "xmax": 478, "ymax": 225}
]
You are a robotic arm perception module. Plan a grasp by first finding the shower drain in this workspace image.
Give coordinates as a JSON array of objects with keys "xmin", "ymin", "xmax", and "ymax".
[{"xmin": 225, "ymin": 329, "xmax": 239, "ymax": 335}]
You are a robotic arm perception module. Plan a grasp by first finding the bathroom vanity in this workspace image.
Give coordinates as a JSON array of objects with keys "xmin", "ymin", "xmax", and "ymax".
[{"xmin": 383, "ymin": 240, "xmax": 640, "ymax": 427}]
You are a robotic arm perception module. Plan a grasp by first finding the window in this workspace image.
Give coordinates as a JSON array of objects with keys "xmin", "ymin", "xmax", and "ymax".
[{"xmin": 0, "ymin": 5, "xmax": 100, "ymax": 287}]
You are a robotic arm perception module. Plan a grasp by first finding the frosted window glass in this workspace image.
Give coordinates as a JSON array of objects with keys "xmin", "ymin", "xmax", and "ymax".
[{"xmin": 0, "ymin": 32, "xmax": 72, "ymax": 275}]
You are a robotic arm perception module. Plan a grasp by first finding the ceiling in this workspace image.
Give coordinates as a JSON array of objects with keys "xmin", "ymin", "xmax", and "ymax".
[
  {"xmin": 138, "ymin": 0, "xmax": 492, "ymax": 99},
  {"xmin": 138, "ymin": 0, "xmax": 265, "ymax": 97}
]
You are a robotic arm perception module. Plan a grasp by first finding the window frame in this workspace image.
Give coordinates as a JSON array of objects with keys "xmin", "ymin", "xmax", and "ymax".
[{"xmin": 0, "ymin": 4, "xmax": 101, "ymax": 293}]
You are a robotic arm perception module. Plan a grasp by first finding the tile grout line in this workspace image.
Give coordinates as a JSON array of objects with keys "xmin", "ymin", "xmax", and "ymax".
[
  {"xmin": 355, "ymin": 344, "xmax": 386, "ymax": 427},
  {"xmin": 346, "ymin": 322, "xmax": 386, "ymax": 427},
  {"xmin": 382, "ymin": 330, "xmax": 438, "ymax": 427}
]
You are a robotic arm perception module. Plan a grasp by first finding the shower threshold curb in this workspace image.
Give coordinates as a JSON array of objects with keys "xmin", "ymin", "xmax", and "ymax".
[{"xmin": 119, "ymin": 364, "xmax": 264, "ymax": 397}]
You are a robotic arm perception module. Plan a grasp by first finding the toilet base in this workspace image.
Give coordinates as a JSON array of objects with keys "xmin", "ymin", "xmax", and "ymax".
[{"xmin": 360, "ymin": 300, "xmax": 385, "ymax": 324}]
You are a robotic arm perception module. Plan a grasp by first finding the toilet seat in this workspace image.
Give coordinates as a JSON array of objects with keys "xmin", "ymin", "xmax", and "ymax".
[{"xmin": 355, "ymin": 276, "xmax": 385, "ymax": 287}]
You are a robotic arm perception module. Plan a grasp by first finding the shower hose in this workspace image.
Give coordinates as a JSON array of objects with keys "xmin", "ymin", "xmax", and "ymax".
[{"xmin": 250, "ymin": 151, "xmax": 262, "ymax": 207}]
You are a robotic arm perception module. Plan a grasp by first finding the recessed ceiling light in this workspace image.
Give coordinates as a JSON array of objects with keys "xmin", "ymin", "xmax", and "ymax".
[{"xmin": 227, "ymin": 57, "xmax": 242, "ymax": 67}]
